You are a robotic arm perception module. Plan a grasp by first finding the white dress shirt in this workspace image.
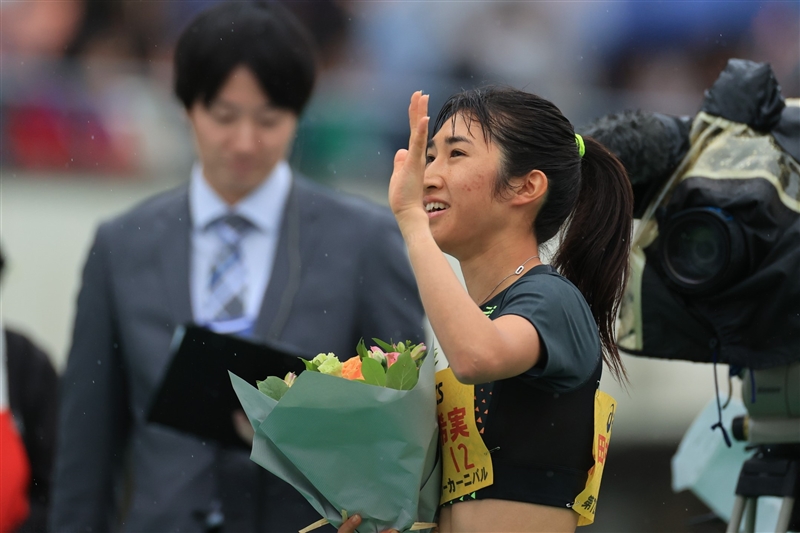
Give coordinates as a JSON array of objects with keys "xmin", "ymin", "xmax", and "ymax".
[{"xmin": 189, "ymin": 161, "xmax": 292, "ymax": 332}]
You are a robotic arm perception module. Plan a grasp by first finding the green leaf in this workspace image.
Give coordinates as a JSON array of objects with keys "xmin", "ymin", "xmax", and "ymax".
[
  {"xmin": 361, "ymin": 356, "xmax": 386, "ymax": 386},
  {"xmin": 372, "ymin": 338, "xmax": 394, "ymax": 352},
  {"xmin": 301, "ymin": 358, "xmax": 317, "ymax": 372},
  {"xmin": 257, "ymin": 376, "xmax": 289, "ymax": 401},
  {"xmin": 356, "ymin": 338, "xmax": 369, "ymax": 359},
  {"xmin": 385, "ymin": 352, "xmax": 418, "ymax": 390}
]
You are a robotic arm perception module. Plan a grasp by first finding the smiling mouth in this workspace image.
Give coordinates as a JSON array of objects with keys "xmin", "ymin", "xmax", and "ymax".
[{"xmin": 425, "ymin": 202, "xmax": 449, "ymax": 214}]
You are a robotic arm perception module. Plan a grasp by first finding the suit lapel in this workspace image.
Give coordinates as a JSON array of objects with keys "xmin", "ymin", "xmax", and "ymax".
[
  {"xmin": 253, "ymin": 182, "xmax": 297, "ymax": 340},
  {"xmin": 157, "ymin": 188, "xmax": 193, "ymax": 328},
  {"xmin": 253, "ymin": 178, "xmax": 322, "ymax": 341}
]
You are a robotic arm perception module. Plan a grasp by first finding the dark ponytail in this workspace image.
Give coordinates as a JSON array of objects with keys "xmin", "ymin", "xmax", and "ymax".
[
  {"xmin": 433, "ymin": 86, "xmax": 634, "ymax": 383},
  {"xmin": 552, "ymin": 136, "xmax": 633, "ymax": 383}
]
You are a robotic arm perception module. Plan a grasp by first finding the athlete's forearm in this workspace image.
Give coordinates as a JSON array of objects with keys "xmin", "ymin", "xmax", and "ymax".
[{"xmin": 400, "ymin": 221, "xmax": 512, "ymax": 383}]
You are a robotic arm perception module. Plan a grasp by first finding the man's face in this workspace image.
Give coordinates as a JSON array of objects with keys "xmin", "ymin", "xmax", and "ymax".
[{"xmin": 188, "ymin": 65, "xmax": 299, "ymax": 205}]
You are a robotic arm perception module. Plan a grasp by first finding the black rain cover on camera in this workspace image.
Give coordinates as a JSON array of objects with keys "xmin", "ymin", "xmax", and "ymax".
[{"xmin": 617, "ymin": 59, "xmax": 800, "ymax": 369}]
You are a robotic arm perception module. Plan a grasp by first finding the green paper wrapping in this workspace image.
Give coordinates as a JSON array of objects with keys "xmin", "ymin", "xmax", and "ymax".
[{"xmin": 229, "ymin": 352, "xmax": 441, "ymax": 533}]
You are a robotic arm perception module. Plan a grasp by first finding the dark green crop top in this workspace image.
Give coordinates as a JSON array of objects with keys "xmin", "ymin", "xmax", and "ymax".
[{"xmin": 447, "ymin": 265, "xmax": 602, "ymax": 509}]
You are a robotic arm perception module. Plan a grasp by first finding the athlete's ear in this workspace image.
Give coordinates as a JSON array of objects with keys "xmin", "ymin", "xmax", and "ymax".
[{"xmin": 510, "ymin": 169, "xmax": 548, "ymax": 208}]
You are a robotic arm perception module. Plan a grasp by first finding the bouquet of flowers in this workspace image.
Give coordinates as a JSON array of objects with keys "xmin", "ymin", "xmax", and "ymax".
[{"xmin": 229, "ymin": 339, "xmax": 440, "ymax": 533}]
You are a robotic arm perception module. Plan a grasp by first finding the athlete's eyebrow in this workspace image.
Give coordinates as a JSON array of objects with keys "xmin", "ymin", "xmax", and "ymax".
[{"xmin": 427, "ymin": 135, "xmax": 473, "ymax": 150}]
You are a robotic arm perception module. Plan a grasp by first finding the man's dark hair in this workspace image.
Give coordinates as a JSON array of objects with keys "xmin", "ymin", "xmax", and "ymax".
[{"xmin": 173, "ymin": 1, "xmax": 317, "ymax": 115}]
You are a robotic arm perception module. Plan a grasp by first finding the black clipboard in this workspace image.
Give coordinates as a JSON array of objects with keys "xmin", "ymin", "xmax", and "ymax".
[{"xmin": 147, "ymin": 325, "xmax": 308, "ymax": 447}]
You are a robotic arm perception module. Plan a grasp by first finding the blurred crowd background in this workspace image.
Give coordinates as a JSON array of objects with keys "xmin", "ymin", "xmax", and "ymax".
[
  {"xmin": 2, "ymin": 0, "xmax": 797, "ymax": 181},
  {"xmin": 1, "ymin": 1, "xmax": 798, "ymax": 531}
]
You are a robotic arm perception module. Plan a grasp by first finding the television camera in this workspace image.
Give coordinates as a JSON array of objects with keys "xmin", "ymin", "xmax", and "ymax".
[{"xmin": 581, "ymin": 59, "xmax": 800, "ymax": 532}]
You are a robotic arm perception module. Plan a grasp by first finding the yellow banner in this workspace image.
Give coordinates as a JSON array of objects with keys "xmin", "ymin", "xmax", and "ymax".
[
  {"xmin": 435, "ymin": 368, "xmax": 494, "ymax": 505},
  {"xmin": 573, "ymin": 390, "xmax": 616, "ymax": 525}
]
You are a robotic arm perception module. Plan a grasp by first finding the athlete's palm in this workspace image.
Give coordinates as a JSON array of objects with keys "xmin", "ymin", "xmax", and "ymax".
[{"xmin": 389, "ymin": 91, "xmax": 429, "ymax": 223}]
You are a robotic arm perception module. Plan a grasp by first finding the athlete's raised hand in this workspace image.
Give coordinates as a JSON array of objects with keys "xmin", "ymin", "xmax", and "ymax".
[{"xmin": 389, "ymin": 91, "xmax": 430, "ymax": 231}]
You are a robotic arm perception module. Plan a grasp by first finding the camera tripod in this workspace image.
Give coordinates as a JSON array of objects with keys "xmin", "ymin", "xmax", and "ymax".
[
  {"xmin": 723, "ymin": 363, "xmax": 800, "ymax": 533},
  {"xmin": 726, "ymin": 441, "xmax": 800, "ymax": 532}
]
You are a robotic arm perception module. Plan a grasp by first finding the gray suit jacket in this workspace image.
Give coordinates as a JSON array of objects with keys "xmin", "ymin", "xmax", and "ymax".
[{"xmin": 50, "ymin": 176, "xmax": 425, "ymax": 533}]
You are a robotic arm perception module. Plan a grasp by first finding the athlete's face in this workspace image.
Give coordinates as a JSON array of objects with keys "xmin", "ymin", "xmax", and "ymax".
[{"xmin": 423, "ymin": 113, "xmax": 510, "ymax": 258}]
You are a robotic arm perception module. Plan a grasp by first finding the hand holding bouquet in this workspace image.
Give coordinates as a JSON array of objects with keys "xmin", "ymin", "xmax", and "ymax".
[{"xmin": 230, "ymin": 339, "xmax": 440, "ymax": 533}]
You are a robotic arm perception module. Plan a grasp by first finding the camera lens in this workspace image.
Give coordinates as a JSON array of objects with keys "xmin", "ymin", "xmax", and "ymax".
[
  {"xmin": 667, "ymin": 222, "xmax": 726, "ymax": 283},
  {"xmin": 660, "ymin": 207, "xmax": 747, "ymax": 295}
]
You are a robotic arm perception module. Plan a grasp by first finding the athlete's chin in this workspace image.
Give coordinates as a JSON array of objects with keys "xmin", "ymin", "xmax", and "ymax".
[{"xmin": 431, "ymin": 228, "xmax": 459, "ymax": 256}]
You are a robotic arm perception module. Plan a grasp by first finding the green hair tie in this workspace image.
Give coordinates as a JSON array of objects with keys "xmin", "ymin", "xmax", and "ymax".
[{"xmin": 575, "ymin": 133, "xmax": 585, "ymax": 158}]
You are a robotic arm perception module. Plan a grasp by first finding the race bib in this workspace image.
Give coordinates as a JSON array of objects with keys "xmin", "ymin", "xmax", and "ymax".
[
  {"xmin": 573, "ymin": 390, "xmax": 616, "ymax": 525},
  {"xmin": 436, "ymin": 368, "xmax": 494, "ymax": 505}
]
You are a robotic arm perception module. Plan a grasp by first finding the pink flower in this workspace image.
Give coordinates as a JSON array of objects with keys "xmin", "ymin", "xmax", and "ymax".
[
  {"xmin": 385, "ymin": 352, "xmax": 400, "ymax": 367},
  {"xmin": 368, "ymin": 346, "xmax": 387, "ymax": 365}
]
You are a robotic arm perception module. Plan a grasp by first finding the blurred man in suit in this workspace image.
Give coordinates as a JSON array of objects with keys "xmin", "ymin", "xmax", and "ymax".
[{"xmin": 49, "ymin": 3, "xmax": 424, "ymax": 532}]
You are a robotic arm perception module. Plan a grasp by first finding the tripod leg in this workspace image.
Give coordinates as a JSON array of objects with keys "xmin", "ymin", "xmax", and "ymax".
[
  {"xmin": 728, "ymin": 496, "xmax": 747, "ymax": 533},
  {"xmin": 744, "ymin": 498, "xmax": 757, "ymax": 533},
  {"xmin": 774, "ymin": 496, "xmax": 794, "ymax": 533}
]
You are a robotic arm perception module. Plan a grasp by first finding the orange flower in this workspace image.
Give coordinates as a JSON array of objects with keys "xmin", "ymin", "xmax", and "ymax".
[{"xmin": 341, "ymin": 356, "xmax": 364, "ymax": 380}]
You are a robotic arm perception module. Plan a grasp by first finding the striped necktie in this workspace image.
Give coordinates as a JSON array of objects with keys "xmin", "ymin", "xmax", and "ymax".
[{"xmin": 206, "ymin": 214, "xmax": 253, "ymax": 322}]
